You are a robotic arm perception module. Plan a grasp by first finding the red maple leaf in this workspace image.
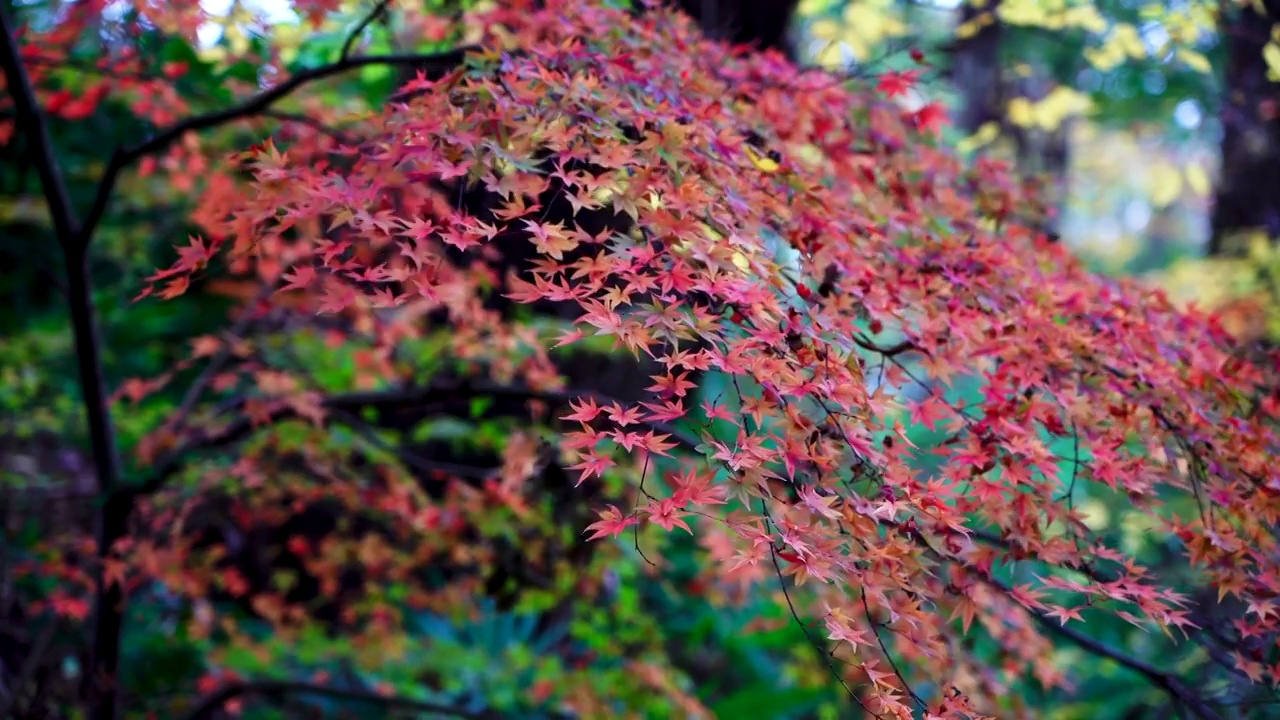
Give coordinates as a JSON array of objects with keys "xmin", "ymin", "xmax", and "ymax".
[
  {"xmin": 584, "ymin": 505, "xmax": 640, "ymax": 540},
  {"xmin": 910, "ymin": 101, "xmax": 950, "ymax": 135},
  {"xmin": 875, "ymin": 69, "xmax": 920, "ymax": 99}
]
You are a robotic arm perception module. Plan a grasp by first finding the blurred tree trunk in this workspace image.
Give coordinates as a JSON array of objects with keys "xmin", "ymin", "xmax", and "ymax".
[
  {"xmin": 950, "ymin": 1, "xmax": 1004, "ymax": 135},
  {"xmin": 948, "ymin": 1, "xmax": 1069, "ymax": 239},
  {"xmin": 670, "ymin": 0, "xmax": 800, "ymax": 59},
  {"xmin": 1209, "ymin": 0, "xmax": 1280, "ymax": 255}
]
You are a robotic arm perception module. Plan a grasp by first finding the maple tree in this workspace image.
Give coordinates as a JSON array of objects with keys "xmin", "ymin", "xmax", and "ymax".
[{"xmin": 5, "ymin": 0, "xmax": 1280, "ymax": 718}]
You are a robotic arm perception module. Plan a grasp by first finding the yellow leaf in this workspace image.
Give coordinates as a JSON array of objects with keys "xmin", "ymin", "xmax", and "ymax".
[
  {"xmin": 1007, "ymin": 97, "xmax": 1035, "ymax": 128},
  {"xmin": 199, "ymin": 45, "xmax": 228, "ymax": 63},
  {"xmin": 1149, "ymin": 163, "xmax": 1182, "ymax": 208},
  {"xmin": 813, "ymin": 40, "xmax": 850, "ymax": 69},
  {"xmin": 1137, "ymin": 3, "xmax": 1165, "ymax": 21},
  {"xmin": 1064, "ymin": 6, "xmax": 1108, "ymax": 34},
  {"xmin": 798, "ymin": 0, "xmax": 839, "ymax": 13},
  {"xmin": 956, "ymin": 121, "xmax": 1001, "ymax": 154},
  {"xmin": 794, "ymin": 143, "xmax": 825, "ymax": 168},
  {"xmin": 1084, "ymin": 44, "xmax": 1124, "ymax": 72},
  {"xmin": 1112, "ymin": 24, "xmax": 1147, "ymax": 58},
  {"xmin": 1179, "ymin": 48, "xmax": 1213, "ymax": 74},
  {"xmin": 1264, "ymin": 42, "xmax": 1280, "ymax": 82},
  {"xmin": 744, "ymin": 145, "xmax": 780, "ymax": 173},
  {"xmin": 1248, "ymin": 231, "xmax": 1273, "ymax": 263},
  {"xmin": 1184, "ymin": 162, "xmax": 1211, "ymax": 197},
  {"xmin": 809, "ymin": 19, "xmax": 840, "ymax": 40},
  {"xmin": 955, "ymin": 19, "xmax": 982, "ymax": 40},
  {"xmin": 997, "ymin": 0, "xmax": 1046, "ymax": 26},
  {"xmin": 1079, "ymin": 499, "xmax": 1110, "ymax": 530},
  {"xmin": 1033, "ymin": 86, "xmax": 1093, "ymax": 130}
]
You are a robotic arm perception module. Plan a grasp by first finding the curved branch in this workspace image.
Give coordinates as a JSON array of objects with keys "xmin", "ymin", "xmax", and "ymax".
[
  {"xmin": 77, "ymin": 46, "xmax": 475, "ymax": 250},
  {"xmin": 1024, "ymin": 596, "xmax": 1222, "ymax": 719},
  {"xmin": 259, "ymin": 109, "xmax": 364, "ymax": 146},
  {"xmin": 123, "ymin": 378, "xmax": 703, "ymax": 501},
  {"xmin": 930, "ymin": 532, "xmax": 1223, "ymax": 720},
  {"xmin": 0, "ymin": 11, "xmax": 78, "ymax": 243},
  {"xmin": 341, "ymin": 0, "xmax": 393, "ymax": 61},
  {"xmin": 852, "ymin": 334, "xmax": 925, "ymax": 358},
  {"xmin": 181, "ymin": 680, "xmax": 501, "ymax": 720}
]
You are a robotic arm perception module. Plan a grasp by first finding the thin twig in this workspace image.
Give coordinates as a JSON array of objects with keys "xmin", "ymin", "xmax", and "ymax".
[
  {"xmin": 860, "ymin": 587, "xmax": 927, "ymax": 711},
  {"xmin": 760, "ymin": 500, "xmax": 878, "ymax": 718},
  {"xmin": 340, "ymin": 0, "xmax": 393, "ymax": 62},
  {"xmin": 167, "ymin": 284, "xmax": 274, "ymax": 437}
]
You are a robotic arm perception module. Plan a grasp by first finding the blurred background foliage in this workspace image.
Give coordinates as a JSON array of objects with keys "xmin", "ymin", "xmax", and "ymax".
[
  {"xmin": 2, "ymin": 0, "xmax": 1280, "ymax": 717},
  {"xmin": 794, "ymin": 0, "xmax": 1280, "ymax": 343}
]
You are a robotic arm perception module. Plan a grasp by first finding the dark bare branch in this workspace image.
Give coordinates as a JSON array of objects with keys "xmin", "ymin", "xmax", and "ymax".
[
  {"xmin": 77, "ymin": 47, "xmax": 474, "ymax": 250},
  {"xmin": 181, "ymin": 680, "xmax": 502, "ymax": 720},
  {"xmin": 123, "ymin": 378, "xmax": 703, "ymax": 502}
]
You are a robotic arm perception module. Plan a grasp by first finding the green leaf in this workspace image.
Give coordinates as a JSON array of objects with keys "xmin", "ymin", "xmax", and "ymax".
[
  {"xmin": 359, "ymin": 64, "xmax": 396, "ymax": 105},
  {"xmin": 470, "ymin": 396, "xmax": 494, "ymax": 418},
  {"xmin": 160, "ymin": 37, "xmax": 202, "ymax": 68},
  {"xmin": 221, "ymin": 61, "xmax": 260, "ymax": 83},
  {"xmin": 711, "ymin": 686, "xmax": 828, "ymax": 719}
]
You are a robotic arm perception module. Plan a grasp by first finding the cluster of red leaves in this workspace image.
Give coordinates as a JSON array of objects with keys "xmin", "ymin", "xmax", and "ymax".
[
  {"xmin": 111, "ymin": 0, "xmax": 1280, "ymax": 716},
  {"xmin": 0, "ymin": 0, "xmax": 216, "ymax": 175}
]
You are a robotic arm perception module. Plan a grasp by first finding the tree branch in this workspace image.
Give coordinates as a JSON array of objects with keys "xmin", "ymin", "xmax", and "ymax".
[
  {"xmin": 0, "ymin": 11, "xmax": 79, "ymax": 243},
  {"xmin": 181, "ymin": 680, "xmax": 502, "ymax": 720},
  {"xmin": 77, "ymin": 46, "xmax": 475, "ymax": 250},
  {"xmin": 123, "ymin": 378, "xmax": 703, "ymax": 501},
  {"xmin": 341, "ymin": 0, "xmax": 394, "ymax": 61},
  {"xmin": 935, "ymin": 532, "xmax": 1223, "ymax": 719},
  {"xmin": 1, "ymin": 12, "xmax": 127, "ymax": 720},
  {"xmin": 852, "ymin": 334, "xmax": 925, "ymax": 358},
  {"xmin": 259, "ymin": 109, "xmax": 364, "ymax": 147},
  {"xmin": 1022, "ymin": 590, "xmax": 1222, "ymax": 719}
]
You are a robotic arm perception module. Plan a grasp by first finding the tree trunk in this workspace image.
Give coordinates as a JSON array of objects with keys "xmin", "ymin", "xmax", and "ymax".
[
  {"xmin": 948, "ymin": 1, "xmax": 1070, "ymax": 239},
  {"xmin": 950, "ymin": 2, "xmax": 1004, "ymax": 135},
  {"xmin": 670, "ymin": 0, "xmax": 800, "ymax": 59},
  {"xmin": 1209, "ymin": 0, "xmax": 1280, "ymax": 255}
]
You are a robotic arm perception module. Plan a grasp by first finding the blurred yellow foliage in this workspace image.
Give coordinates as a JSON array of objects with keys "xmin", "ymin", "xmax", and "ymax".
[
  {"xmin": 808, "ymin": 0, "xmax": 908, "ymax": 63},
  {"xmin": 1264, "ymin": 42, "xmax": 1280, "ymax": 82},
  {"xmin": 994, "ymin": 0, "xmax": 1108, "ymax": 33},
  {"xmin": 1178, "ymin": 48, "xmax": 1213, "ymax": 74},
  {"xmin": 1150, "ymin": 231, "xmax": 1280, "ymax": 342},
  {"xmin": 1006, "ymin": 86, "xmax": 1093, "ymax": 131},
  {"xmin": 956, "ymin": 121, "xmax": 1002, "ymax": 154},
  {"xmin": 1184, "ymin": 162, "xmax": 1211, "ymax": 197},
  {"xmin": 1147, "ymin": 160, "xmax": 1183, "ymax": 208}
]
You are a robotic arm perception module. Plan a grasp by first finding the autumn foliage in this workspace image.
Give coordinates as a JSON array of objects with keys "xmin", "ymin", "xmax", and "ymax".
[{"xmin": 5, "ymin": 0, "xmax": 1280, "ymax": 718}]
